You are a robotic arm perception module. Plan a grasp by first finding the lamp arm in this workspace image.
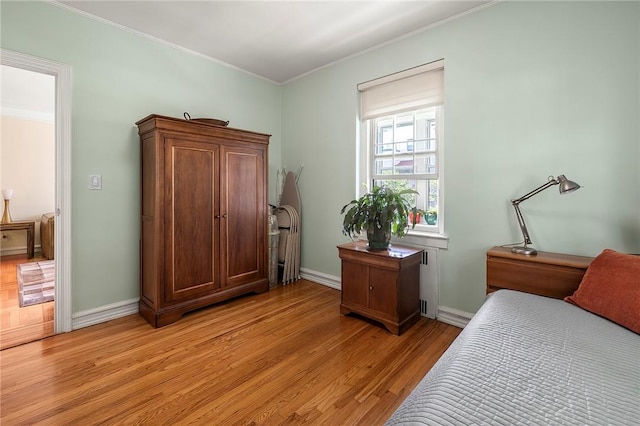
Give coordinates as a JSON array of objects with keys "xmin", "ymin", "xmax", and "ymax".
[
  {"xmin": 510, "ymin": 176, "xmax": 559, "ymax": 247},
  {"xmin": 512, "ymin": 202, "xmax": 532, "ymax": 245},
  {"xmin": 511, "ymin": 178, "xmax": 559, "ymax": 205}
]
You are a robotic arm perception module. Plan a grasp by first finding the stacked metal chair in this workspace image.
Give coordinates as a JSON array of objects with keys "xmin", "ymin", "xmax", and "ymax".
[{"xmin": 275, "ymin": 169, "xmax": 301, "ymax": 284}]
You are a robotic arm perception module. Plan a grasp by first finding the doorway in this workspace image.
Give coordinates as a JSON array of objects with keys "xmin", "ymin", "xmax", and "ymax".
[{"xmin": 1, "ymin": 49, "xmax": 72, "ymax": 348}]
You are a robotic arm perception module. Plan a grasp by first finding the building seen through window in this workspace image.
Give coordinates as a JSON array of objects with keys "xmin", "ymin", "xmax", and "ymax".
[{"xmin": 371, "ymin": 106, "xmax": 441, "ymax": 228}]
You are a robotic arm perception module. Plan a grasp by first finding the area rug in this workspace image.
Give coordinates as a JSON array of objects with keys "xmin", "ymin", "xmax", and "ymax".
[{"xmin": 17, "ymin": 260, "xmax": 55, "ymax": 307}]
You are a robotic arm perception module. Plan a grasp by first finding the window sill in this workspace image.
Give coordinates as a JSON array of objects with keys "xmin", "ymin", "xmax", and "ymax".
[{"xmin": 392, "ymin": 229, "xmax": 448, "ymax": 250}]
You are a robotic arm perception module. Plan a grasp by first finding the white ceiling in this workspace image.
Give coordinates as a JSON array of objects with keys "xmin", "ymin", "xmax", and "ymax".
[
  {"xmin": 1, "ymin": 65, "xmax": 56, "ymax": 121},
  {"xmin": 56, "ymin": 1, "xmax": 492, "ymax": 84}
]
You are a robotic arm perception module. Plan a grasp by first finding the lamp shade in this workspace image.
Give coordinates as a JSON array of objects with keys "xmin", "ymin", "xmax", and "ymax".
[
  {"xmin": 557, "ymin": 175, "xmax": 580, "ymax": 194},
  {"xmin": 2, "ymin": 189, "xmax": 13, "ymax": 200}
]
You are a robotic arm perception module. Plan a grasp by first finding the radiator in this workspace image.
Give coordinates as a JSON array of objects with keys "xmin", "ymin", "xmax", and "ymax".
[{"xmin": 418, "ymin": 247, "xmax": 438, "ymax": 319}]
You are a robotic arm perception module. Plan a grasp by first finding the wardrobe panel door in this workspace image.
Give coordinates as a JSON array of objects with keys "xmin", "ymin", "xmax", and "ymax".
[
  {"xmin": 221, "ymin": 146, "xmax": 266, "ymax": 287},
  {"xmin": 164, "ymin": 138, "xmax": 219, "ymax": 303}
]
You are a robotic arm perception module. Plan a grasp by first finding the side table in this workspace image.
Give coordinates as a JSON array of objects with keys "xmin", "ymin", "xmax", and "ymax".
[
  {"xmin": 338, "ymin": 240, "xmax": 422, "ymax": 335},
  {"xmin": 0, "ymin": 221, "xmax": 35, "ymax": 258}
]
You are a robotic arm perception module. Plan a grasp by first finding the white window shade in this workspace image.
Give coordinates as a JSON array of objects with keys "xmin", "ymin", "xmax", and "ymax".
[{"xmin": 359, "ymin": 60, "xmax": 444, "ymax": 120}]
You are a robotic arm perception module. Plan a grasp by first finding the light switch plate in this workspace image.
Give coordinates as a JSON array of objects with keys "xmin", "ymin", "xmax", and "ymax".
[{"xmin": 89, "ymin": 175, "xmax": 102, "ymax": 190}]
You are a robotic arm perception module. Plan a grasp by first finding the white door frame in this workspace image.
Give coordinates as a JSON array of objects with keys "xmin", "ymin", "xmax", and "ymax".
[{"xmin": 1, "ymin": 49, "xmax": 72, "ymax": 333}]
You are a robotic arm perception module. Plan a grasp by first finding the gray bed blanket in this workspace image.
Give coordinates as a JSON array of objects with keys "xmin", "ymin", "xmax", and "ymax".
[{"xmin": 386, "ymin": 290, "xmax": 640, "ymax": 425}]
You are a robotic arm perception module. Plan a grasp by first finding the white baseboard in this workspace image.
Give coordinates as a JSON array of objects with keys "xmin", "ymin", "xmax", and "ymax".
[
  {"xmin": 1, "ymin": 247, "xmax": 28, "ymax": 256},
  {"xmin": 69, "ymin": 270, "xmax": 338, "ymax": 331},
  {"xmin": 72, "ymin": 298, "xmax": 139, "ymax": 330},
  {"xmin": 66, "ymin": 274, "xmax": 471, "ymax": 331},
  {"xmin": 300, "ymin": 267, "xmax": 341, "ymax": 290},
  {"xmin": 0, "ymin": 244, "xmax": 43, "ymax": 256},
  {"xmin": 436, "ymin": 305, "xmax": 473, "ymax": 328},
  {"xmin": 297, "ymin": 268, "xmax": 473, "ymax": 329}
]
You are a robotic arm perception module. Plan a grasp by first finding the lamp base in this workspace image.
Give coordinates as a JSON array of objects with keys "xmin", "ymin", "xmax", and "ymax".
[
  {"xmin": 511, "ymin": 246, "xmax": 538, "ymax": 256},
  {"xmin": 1, "ymin": 199, "xmax": 11, "ymax": 224}
]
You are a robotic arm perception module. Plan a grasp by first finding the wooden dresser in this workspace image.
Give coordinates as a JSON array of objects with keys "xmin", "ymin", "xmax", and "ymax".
[
  {"xmin": 486, "ymin": 246, "xmax": 593, "ymax": 299},
  {"xmin": 136, "ymin": 114, "xmax": 270, "ymax": 327},
  {"xmin": 338, "ymin": 241, "xmax": 422, "ymax": 335}
]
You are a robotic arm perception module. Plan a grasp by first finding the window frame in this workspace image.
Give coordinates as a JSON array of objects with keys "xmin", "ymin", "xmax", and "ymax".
[{"xmin": 358, "ymin": 107, "xmax": 447, "ymax": 243}]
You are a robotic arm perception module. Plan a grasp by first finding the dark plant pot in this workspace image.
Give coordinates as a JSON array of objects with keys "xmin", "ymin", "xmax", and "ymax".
[
  {"xmin": 367, "ymin": 225, "xmax": 391, "ymax": 250},
  {"xmin": 426, "ymin": 213, "xmax": 437, "ymax": 225}
]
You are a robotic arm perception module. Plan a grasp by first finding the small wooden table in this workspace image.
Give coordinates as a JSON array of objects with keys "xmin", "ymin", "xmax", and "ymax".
[
  {"xmin": 338, "ymin": 241, "xmax": 422, "ymax": 335},
  {"xmin": 0, "ymin": 221, "xmax": 35, "ymax": 258}
]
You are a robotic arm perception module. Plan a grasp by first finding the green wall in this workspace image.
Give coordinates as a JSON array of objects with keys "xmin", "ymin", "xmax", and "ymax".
[
  {"xmin": 2, "ymin": 1, "xmax": 638, "ymax": 317},
  {"xmin": 282, "ymin": 1, "xmax": 640, "ymax": 313},
  {"xmin": 1, "ymin": 1, "xmax": 282, "ymax": 313}
]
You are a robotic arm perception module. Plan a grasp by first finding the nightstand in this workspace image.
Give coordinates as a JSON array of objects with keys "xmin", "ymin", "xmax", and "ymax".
[
  {"xmin": 338, "ymin": 241, "xmax": 422, "ymax": 335},
  {"xmin": 486, "ymin": 246, "xmax": 593, "ymax": 299}
]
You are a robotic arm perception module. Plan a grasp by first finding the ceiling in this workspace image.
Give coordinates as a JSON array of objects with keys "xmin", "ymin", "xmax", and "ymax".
[
  {"xmin": 1, "ymin": 65, "xmax": 56, "ymax": 121},
  {"xmin": 55, "ymin": 1, "xmax": 492, "ymax": 84}
]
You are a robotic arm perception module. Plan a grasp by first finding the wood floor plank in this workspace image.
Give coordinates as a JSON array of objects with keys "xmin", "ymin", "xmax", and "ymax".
[
  {"xmin": 0, "ymin": 279, "xmax": 460, "ymax": 425},
  {"xmin": 0, "ymin": 254, "xmax": 54, "ymax": 350}
]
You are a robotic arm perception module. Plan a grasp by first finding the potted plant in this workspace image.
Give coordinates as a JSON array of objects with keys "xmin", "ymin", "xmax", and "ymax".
[
  {"xmin": 340, "ymin": 185, "xmax": 424, "ymax": 250},
  {"xmin": 426, "ymin": 208, "xmax": 438, "ymax": 225}
]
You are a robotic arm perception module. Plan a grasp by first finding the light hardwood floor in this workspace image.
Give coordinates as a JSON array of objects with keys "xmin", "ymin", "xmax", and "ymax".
[
  {"xmin": 1, "ymin": 279, "xmax": 460, "ymax": 425},
  {"xmin": 0, "ymin": 254, "xmax": 54, "ymax": 350}
]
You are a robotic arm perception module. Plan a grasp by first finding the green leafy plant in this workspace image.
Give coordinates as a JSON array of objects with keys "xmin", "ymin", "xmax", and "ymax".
[{"xmin": 340, "ymin": 185, "xmax": 424, "ymax": 249}]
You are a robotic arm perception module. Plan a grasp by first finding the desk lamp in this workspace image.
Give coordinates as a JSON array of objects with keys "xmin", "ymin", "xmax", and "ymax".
[{"xmin": 511, "ymin": 175, "xmax": 580, "ymax": 255}]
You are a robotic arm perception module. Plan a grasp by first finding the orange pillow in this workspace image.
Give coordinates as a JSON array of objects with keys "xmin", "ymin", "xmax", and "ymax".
[{"xmin": 565, "ymin": 249, "xmax": 640, "ymax": 334}]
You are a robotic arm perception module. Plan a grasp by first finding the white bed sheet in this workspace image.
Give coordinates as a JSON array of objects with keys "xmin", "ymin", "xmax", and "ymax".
[{"xmin": 386, "ymin": 290, "xmax": 640, "ymax": 425}]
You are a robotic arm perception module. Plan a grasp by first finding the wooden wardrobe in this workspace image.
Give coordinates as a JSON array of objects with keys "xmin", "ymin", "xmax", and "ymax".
[{"xmin": 136, "ymin": 114, "xmax": 270, "ymax": 327}]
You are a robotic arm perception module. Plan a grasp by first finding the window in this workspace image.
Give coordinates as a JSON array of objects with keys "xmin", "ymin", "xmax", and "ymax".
[
  {"xmin": 371, "ymin": 106, "xmax": 442, "ymax": 231},
  {"xmin": 358, "ymin": 60, "xmax": 444, "ymax": 235}
]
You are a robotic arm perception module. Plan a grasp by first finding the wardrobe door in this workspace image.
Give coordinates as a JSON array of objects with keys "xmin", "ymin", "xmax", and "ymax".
[
  {"xmin": 164, "ymin": 137, "xmax": 220, "ymax": 303},
  {"xmin": 220, "ymin": 145, "xmax": 267, "ymax": 288}
]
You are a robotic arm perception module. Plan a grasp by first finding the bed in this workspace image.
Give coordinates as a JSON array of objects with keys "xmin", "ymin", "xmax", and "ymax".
[{"xmin": 386, "ymin": 249, "xmax": 640, "ymax": 425}]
